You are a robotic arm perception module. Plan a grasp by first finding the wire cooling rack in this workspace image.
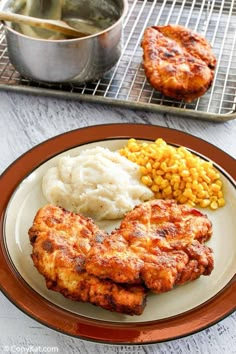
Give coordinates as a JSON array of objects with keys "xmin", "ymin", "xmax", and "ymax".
[{"xmin": 1, "ymin": 0, "xmax": 236, "ymax": 121}]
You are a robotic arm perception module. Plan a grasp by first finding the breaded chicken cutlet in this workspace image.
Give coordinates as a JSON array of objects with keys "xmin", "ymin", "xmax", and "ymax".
[
  {"xmin": 141, "ymin": 25, "xmax": 216, "ymax": 102},
  {"xmin": 86, "ymin": 200, "xmax": 214, "ymax": 293},
  {"xmin": 29, "ymin": 200, "xmax": 214, "ymax": 315},
  {"xmin": 29, "ymin": 204, "xmax": 147, "ymax": 315}
]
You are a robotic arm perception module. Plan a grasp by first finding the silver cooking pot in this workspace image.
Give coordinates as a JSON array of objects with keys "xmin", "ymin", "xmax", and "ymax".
[{"xmin": 0, "ymin": 0, "xmax": 128, "ymax": 83}]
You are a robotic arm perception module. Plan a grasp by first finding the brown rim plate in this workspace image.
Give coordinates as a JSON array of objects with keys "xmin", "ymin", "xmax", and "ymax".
[{"xmin": 0, "ymin": 123, "xmax": 235, "ymax": 344}]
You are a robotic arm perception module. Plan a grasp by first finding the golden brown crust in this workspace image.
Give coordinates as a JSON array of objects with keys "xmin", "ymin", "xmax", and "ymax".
[
  {"xmin": 141, "ymin": 25, "xmax": 216, "ymax": 102},
  {"xmin": 86, "ymin": 200, "xmax": 214, "ymax": 293},
  {"xmin": 29, "ymin": 204, "xmax": 147, "ymax": 315},
  {"xmin": 29, "ymin": 201, "xmax": 213, "ymax": 314}
]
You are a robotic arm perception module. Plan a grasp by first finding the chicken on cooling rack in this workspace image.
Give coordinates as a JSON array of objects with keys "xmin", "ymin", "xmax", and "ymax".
[
  {"xmin": 85, "ymin": 199, "xmax": 214, "ymax": 293},
  {"xmin": 28, "ymin": 204, "xmax": 147, "ymax": 315},
  {"xmin": 141, "ymin": 24, "xmax": 217, "ymax": 102}
]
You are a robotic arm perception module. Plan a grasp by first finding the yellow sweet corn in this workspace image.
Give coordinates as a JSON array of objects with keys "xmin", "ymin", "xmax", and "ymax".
[{"xmin": 120, "ymin": 138, "xmax": 225, "ymax": 210}]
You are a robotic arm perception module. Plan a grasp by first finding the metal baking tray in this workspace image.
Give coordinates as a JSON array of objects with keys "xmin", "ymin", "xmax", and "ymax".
[{"xmin": 0, "ymin": 0, "xmax": 236, "ymax": 122}]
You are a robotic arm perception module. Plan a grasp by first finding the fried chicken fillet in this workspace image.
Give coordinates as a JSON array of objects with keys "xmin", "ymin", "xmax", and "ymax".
[
  {"xmin": 141, "ymin": 25, "xmax": 217, "ymax": 102},
  {"xmin": 86, "ymin": 200, "xmax": 214, "ymax": 293},
  {"xmin": 28, "ymin": 204, "xmax": 147, "ymax": 315}
]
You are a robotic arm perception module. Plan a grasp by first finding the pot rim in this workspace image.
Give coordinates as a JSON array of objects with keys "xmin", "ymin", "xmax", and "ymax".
[{"xmin": 0, "ymin": 0, "xmax": 129, "ymax": 42}]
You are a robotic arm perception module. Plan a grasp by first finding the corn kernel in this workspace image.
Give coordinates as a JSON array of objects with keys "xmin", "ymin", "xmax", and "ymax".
[
  {"xmin": 218, "ymin": 198, "xmax": 225, "ymax": 207},
  {"xmin": 202, "ymin": 174, "xmax": 211, "ymax": 184},
  {"xmin": 165, "ymin": 172, "xmax": 172, "ymax": 180},
  {"xmin": 172, "ymin": 174, "xmax": 181, "ymax": 183},
  {"xmin": 215, "ymin": 179, "xmax": 223, "ymax": 187},
  {"xmin": 210, "ymin": 201, "xmax": 218, "ymax": 210},
  {"xmin": 173, "ymin": 190, "xmax": 181, "ymax": 197},
  {"xmin": 179, "ymin": 196, "xmax": 188, "ymax": 204},
  {"xmin": 156, "ymin": 170, "xmax": 165, "ymax": 175},
  {"xmin": 154, "ymin": 176, "xmax": 163, "ymax": 185},
  {"xmin": 181, "ymin": 170, "xmax": 190, "ymax": 178},
  {"xmin": 173, "ymin": 182, "xmax": 180, "ymax": 191},
  {"xmin": 160, "ymin": 180, "xmax": 169, "ymax": 189},
  {"xmin": 141, "ymin": 175, "xmax": 152, "ymax": 186},
  {"xmin": 200, "ymin": 199, "xmax": 211, "ymax": 208},
  {"xmin": 151, "ymin": 185, "xmax": 159, "ymax": 192},
  {"xmin": 183, "ymin": 188, "xmax": 193, "ymax": 198},
  {"xmin": 146, "ymin": 162, "xmax": 152, "ymax": 172},
  {"xmin": 153, "ymin": 161, "xmax": 160, "ymax": 169},
  {"xmin": 211, "ymin": 183, "xmax": 221, "ymax": 192},
  {"xmin": 140, "ymin": 166, "xmax": 148, "ymax": 175},
  {"xmin": 129, "ymin": 144, "xmax": 140, "ymax": 152},
  {"xmin": 163, "ymin": 186, "xmax": 172, "ymax": 195},
  {"xmin": 192, "ymin": 180, "xmax": 199, "ymax": 190},
  {"xmin": 187, "ymin": 200, "xmax": 196, "ymax": 207}
]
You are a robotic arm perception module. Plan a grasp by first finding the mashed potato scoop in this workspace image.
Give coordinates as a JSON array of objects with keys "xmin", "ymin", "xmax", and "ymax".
[{"xmin": 42, "ymin": 147, "xmax": 154, "ymax": 220}]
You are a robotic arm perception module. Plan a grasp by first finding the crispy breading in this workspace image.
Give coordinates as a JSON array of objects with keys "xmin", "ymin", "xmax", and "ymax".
[
  {"xmin": 141, "ymin": 25, "xmax": 216, "ymax": 102},
  {"xmin": 29, "ymin": 201, "xmax": 214, "ymax": 314},
  {"xmin": 29, "ymin": 204, "xmax": 147, "ymax": 315},
  {"xmin": 85, "ymin": 200, "xmax": 214, "ymax": 293}
]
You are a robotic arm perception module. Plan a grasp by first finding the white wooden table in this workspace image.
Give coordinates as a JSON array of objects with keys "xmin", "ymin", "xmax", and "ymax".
[{"xmin": 0, "ymin": 91, "xmax": 235, "ymax": 354}]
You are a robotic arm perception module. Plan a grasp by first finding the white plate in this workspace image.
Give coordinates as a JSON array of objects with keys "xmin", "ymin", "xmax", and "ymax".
[{"xmin": 4, "ymin": 139, "xmax": 236, "ymax": 323}]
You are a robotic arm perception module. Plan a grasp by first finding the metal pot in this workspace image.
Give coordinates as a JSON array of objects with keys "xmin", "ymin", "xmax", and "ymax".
[{"xmin": 0, "ymin": 0, "xmax": 128, "ymax": 83}]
